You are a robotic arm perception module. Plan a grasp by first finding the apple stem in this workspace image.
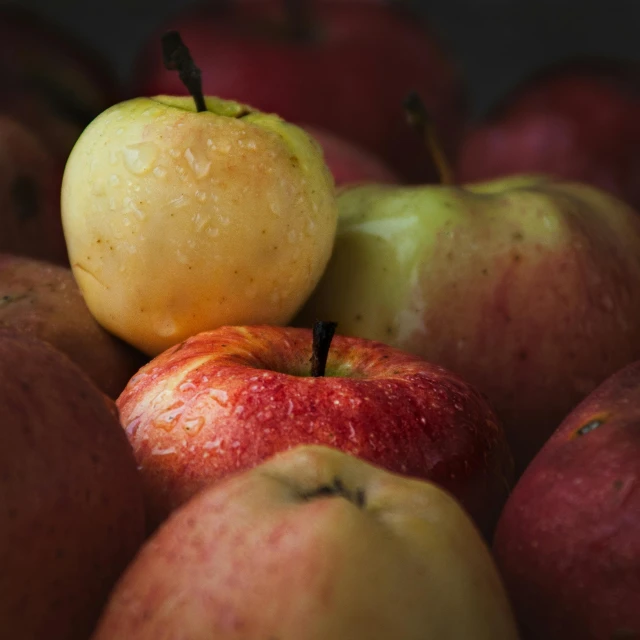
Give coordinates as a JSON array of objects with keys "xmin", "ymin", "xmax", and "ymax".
[
  {"xmin": 284, "ymin": 0, "xmax": 314, "ymax": 41},
  {"xmin": 310, "ymin": 320, "xmax": 337, "ymax": 377},
  {"xmin": 403, "ymin": 91, "xmax": 454, "ymax": 185},
  {"xmin": 161, "ymin": 30, "xmax": 207, "ymax": 113}
]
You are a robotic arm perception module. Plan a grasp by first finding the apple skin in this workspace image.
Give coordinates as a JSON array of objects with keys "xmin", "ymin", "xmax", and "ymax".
[
  {"xmin": 132, "ymin": 0, "xmax": 467, "ymax": 184},
  {"xmin": 493, "ymin": 360, "xmax": 640, "ymax": 639},
  {"xmin": 294, "ymin": 175, "xmax": 640, "ymax": 474},
  {"xmin": 0, "ymin": 5, "xmax": 119, "ymax": 158},
  {"xmin": 456, "ymin": 57, "xmax": 640, "ymax": 211},
  {"xmin": 0, "ymin": 253, "xmax": 146, "ymax": 398},
  {"xmin": 302, "ymin": 123, "xmax": 399, "ymax": 186},
  {"xmin": 61, "ymin": 95, "xmax": 337, "ymax": 356},
  {"xmin": 0, "ymin": 329, "xmax": 146, "ymax": 640},
  {"xmin": 117, "ymin": 324, "xmax": 513, "ymax": 536},
  {"xmin": 0, "ymin": 114, "xmax": 68, "ymax": 265},
  {"xmin": 91, "ymin": 444, "xmax": 519, "ymax": 640}
]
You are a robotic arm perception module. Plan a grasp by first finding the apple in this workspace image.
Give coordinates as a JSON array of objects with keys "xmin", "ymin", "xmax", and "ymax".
[
  {"xmin": 0, "ymin": 114, "xmax": 67, "ymax": 265},
  {"xmin": 0, "ymin": 329, "xmax": 146, "ymax": 640},
  {"xmin": 493, "ymin": 359, "xmax": 640, "ymax": 639},
  {"xmin": 117, "ymin": 321, "xmax": 513, "ymax": 536},
  {"xmin": 61, "ymin": 33, "xmax": 337, "ymax": 357},
  {"xmin": 91, "ymin": 444, "xmax": 519, "ymax": 640},
  {"xmin": 456, "ymin": 56, "xmax": 640, "ymax": 212},
  {"xmin": 0, "ymin": 253, "xmax": 146, "ymax": 398},
  {"xmin": 0, "ymin": 5, "xmax": 119, "ymax": 158},
  {"xmin": 302, "ymin": 123, "xmax": 399, "ymax": 186},
  {"xmin": 131, "ymin": 0, "xmax": 467, "ymax": 183},
  {"xmin": 294, "ymin": 94, "xmax": 640, "ymax": 474}
]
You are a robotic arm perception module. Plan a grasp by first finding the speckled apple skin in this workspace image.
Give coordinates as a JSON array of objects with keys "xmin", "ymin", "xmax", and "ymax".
[
  {"xmin": 493, "ymin": 359, "xmax": 640, "ymax": 640},
  {"xmin": 117, "ymin": 324, "xmax": 514, "ymax": 535},
  {"xmin": 0, "ymin": 330, "xmax": 146, "ymax": 640},
  {"xmin": 0, "ymin": 253, "xmax": 146, "ymax": 398}
]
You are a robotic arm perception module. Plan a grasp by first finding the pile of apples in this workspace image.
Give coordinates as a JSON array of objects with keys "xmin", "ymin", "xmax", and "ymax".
[{"xmin": 1, "ymin": 2, "xmax": 639, "ymax": 639}]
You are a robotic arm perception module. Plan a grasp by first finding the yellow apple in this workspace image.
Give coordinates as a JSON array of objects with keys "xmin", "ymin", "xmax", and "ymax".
[
  {"xmin": 61, "ymin": 95, "xmax": 336, "ymax": 355},
  {"xmin": 92, "ymin": 445, "xmax": 519, "ymax": 639}
]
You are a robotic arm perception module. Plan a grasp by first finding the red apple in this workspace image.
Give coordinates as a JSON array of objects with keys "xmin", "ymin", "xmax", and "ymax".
[
  {"xmin": 0, "ymin": 5, "xmax": 120, "ymax": 158},
  {"xmin": 456, "ymin": 56, "xmax": 640, "ymax": 211},
  {"xmin": 132, "ymin": 0, "xmax": 467, "ymax": 183},
  {"xmin": 492, "ymin": 359, "xmax": 640, "ymax": 639},
  {"xmin": 0, "ymin": 114, "xmax": 67, "ymax": 265},
  {"xmin": 92, "ymin": 445, "xmax": 520, "ymax": 640},
  {"xmin": 117, "ymin": 323, "xmax": 514, "ymax": 536},
  {"xmin": 302, "ymin": 123, "xmax": 399, "ymax": 186},
  {"xmin": 0, "ymin": 329, "xmax": 146, "ymax": 640},
  {"xmin": 0, "ymin": 253, "xmax": 146, "ymax": 398}
]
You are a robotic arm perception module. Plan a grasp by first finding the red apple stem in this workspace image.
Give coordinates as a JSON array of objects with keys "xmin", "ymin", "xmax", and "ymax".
[
  {"xmin": 284, "ymin": 0, "xmax": 314, "ymax": 41},
  {"xmin": 310, "ymin": 320, "xmax": 337, "ymax": 377},
  {"xmin": 403, "ymin": 91, "xmax": 454, "ymax": 185},
  {"xmin": 161, "ymin": 30, "xmax": 207, "ymax": 113}
]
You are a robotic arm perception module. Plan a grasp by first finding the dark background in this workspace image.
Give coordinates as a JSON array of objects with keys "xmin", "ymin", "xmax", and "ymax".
[{"xmin": 4, "ymin": 0, "xmax": 640, "ymax": 115}]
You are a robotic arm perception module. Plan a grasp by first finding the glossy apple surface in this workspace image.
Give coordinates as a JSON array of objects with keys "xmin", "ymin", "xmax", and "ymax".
[
  {"xmin": 61, "ymin": 95, "xmax": 337, "ymax": 356},
  {"xmin": 92, "ymin": 444, "xmax": 519, "ymax": 640},
  {"xmin": 0, "ymin": 329, "xmax": 146, "ymax": 640},
  {"xmin": 118, "ymin": 324, "xmax": 513, "ymax": 535},
  {"xmin": 295, "ymin": 175, "xmax": 640, "ymax": 473},
  {"xmin": 0, "ymin": 114, "xmax": 67, "ymax": 265},
  {"xmin": 0, "ymin": 253, "xmax": 145, "ymax": 398},
  {"xmin": 457, "ymin": 57, "xmax": 640, "ymax": 211},
  {"xmin": 493, "ymin": 359, "xmax": 640, "ymax": 639},
  {"xmin": 132, "ymin": 0, "xmax": 467, "ymax": 183}
]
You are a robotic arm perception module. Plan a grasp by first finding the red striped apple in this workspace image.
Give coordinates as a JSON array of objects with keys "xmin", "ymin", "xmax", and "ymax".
[
  {"xmin": 493, "ymin": 359, "xmax": 640, "ymax": 639},
  {"xmin": 92, "ymin": 445, "xmax": 520, "ymax": 640},
  {"xmin": 0, "ymin": 330, "xmax": 146, "ymax": 640},
  {"xmin": 117, "ymin": 323, "xmax": 514, "ymax": 536}
]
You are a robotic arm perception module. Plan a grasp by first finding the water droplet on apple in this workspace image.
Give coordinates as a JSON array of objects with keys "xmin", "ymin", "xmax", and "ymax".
[
  {"xmin": 109, "ymin": 150, "xmax": 119, "ymax": 166},
  {"xmin": 179, "ymin": 381, "xmax": 197, "ymax": 393},
  {"xmin": 207, "ymin": 227, "xmax": 220, "ymax": 238},
  {"xmin": 155, "ymin": 316, "xmax": 179, "ymax": 338},
  {"xmin": 153, "ymin": 166, "xmax": 167, "ymax": 179},
  {"xmin": 184, "ymin": 148, "xmax": 211, "ymax": 179},
  {"xmin": 156, "ymin": 402, "xmax": 185, "ymax": 431},
  {"xmin": 125, "ymin": 418, "xmax": 141, "ymax": 438},
  {"xmin": 169, "ymin": 148, "xmax": 180, "ymax": 159},
  {"xmin": 123, "ymin": 142, "xmax": 159, "ymax": 175},
  {"xmin": 151, "ymin": 445, "xmax": 177, "ymax": 456},
  {"xmin": 183, "ymin": 415, "xmax": 205, "ymax": 436},
  {"xmin": 123, "ymin": 197, "xmax": 145, "ymax": 220},
  {"xmin": 91, "ymin": 178, "xmax": 106, "ymax": 196},
  {"xmin": 109, "ymin": 174, "xmax": 120, "ymax": 186},
  {"xmin": 116, "ymin": 128, "xmax": 124, "ymax": 135},
  {"xmin": 195, "ymin": 190, "xmax": 207, "ymax": 203},
  {"xmin": 220, "ymin": 216, "xmax": 230, "ymax": 226},
  {"xmin": 207, "ymin": 388, "xmax": 229, "ymax": 406},
  {"xmin": 170, "ymin": 195, "xmax": 190, "ymax": 208}
]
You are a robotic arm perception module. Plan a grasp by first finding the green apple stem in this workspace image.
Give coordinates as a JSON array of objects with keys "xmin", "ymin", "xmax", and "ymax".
[
  {"xmin": 310, "ymin": 320, "xmax": 337, "ymax": 377},
  {"xmin": 284, "ymin": 0, "xmax": 314, "ymax": 41},
  {"xmin": 403, "ymin": 91, "xmax": 454, "ymax": 185},
  {"xmin": 161, "ymin": 30, "xmax": 207, "ymax": 113}
]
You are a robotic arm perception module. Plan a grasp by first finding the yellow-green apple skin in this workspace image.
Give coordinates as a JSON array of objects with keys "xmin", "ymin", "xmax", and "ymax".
[
  {"xmin": 61, "ymin": 95, "xmax": 337, "ymax": 356},
  {"xmin": 91, "ymin": 445, "xmax": 520, "ymax": 640},
  {"xmin": 295, "ymin": 175, "xmax": 640, "ymax": 472}
]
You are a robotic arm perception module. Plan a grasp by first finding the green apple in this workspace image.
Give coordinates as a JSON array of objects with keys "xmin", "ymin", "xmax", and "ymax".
[
  {"xmin": 295, "ymin": 101, "xmax": 640, "ymax": 473},
  {"xmin": 91, "ymin": 444, "xmax": 519, "ymax": 640},
  {"xmin": 61, "ymin": 89, "xmax": 336, "ymax": 356}
]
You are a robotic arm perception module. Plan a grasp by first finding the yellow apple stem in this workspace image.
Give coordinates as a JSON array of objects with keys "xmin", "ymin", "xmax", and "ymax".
[
  {"xmin": 403, "ymin": 91, "xmax": 454, "ymax": 185},
  {"xmin": 161, "ymin": 30, "xmax": 207, "ymax": 113},
  {"xmin": 310, "ymin": 320, "xmax": 337, "ymax": 377}
]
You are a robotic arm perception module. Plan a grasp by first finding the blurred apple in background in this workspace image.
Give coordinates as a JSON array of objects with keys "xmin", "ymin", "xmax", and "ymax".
[
  {"xmin": 0, "ymin": 5, "xmax": 120, "ymax": 159},
  {"xmin": 456, "ymin": 56, "xmax": 640, "ymax": 212},
  {"xmin": 92, "ymin": 445, "xmax": 519, "ymax": 640},
  {"xmin": 303, "ymin": 123, "xmax": 399, "ymax": 186},
  {"xmin": 295, "ymin": 94, "xmax": 640, "ymax": 474},
  {"xmin": 0, "ymin": 254, "xmax": 146, "ymax": 398},
  {"xmin": 0, "ymin": 330, "xmax": 146, "ymax": 640},
  {"xmin": 0, "ymin": 114, "xmax": 67, "ymax": 265},
  {"xmin": 493, "ymin": 359, "xmax": 640, "ymax": 639},
  {"xmin": 118, "ymin": 323, "xmax": 513, "ymax": 536},
  {"xmin": 132, "ymin": 0, "xmax": 467, "ymax": 183}
]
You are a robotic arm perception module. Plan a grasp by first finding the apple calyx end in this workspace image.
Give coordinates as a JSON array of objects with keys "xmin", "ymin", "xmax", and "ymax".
[
  {"xmin": 161, "ymin": 30, "xmax": 207, "ymax": 113},
  {"xmin": 403, "ymin": 90, "xmax": 455, "ymax": 186},
  {"xmin": 310, "ymin": 320, "xmax": 338, "ymax": 377},
  {"xmin": 299, "ymin": 476, "xmax": 366, "ymax": 508}
]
